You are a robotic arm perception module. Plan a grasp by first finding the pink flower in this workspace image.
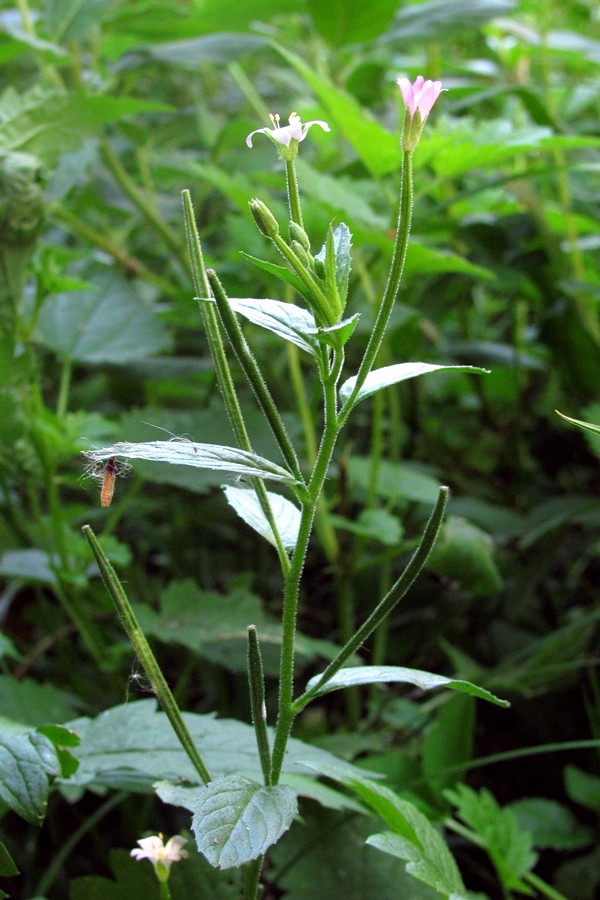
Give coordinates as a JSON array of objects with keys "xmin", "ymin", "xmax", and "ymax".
[
  {"xmin": 397, "ymin": 76, "xmax": 444, "ymax": 123},
  {"xmin": 246, "ymin": 112, "xmax": 330, "ymax": 154},
  {"xmin": 130, "ymin": 833, "xmax": 188, "ymax": 871},
  {"xmin": 396, "ymin": 76, "xmax": 445, "ymax": 151}
]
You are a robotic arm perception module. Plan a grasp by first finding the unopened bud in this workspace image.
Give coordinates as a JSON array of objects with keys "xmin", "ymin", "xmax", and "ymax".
[
  {"xmin": 288, "ymin": 221, "xmax": 310, "ymax": 252},
  {"xmin": 290, "ymin": 240, "xmax": 310, "ymax": 267},
  {"xmin": 249, "ymin": 198, "xmax": 279, "ymax": 238}
]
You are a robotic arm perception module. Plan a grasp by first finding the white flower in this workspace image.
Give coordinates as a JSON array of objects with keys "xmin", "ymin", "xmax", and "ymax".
[
  {"xmin": 130, "ymin": 833, "xmax": 188, "ymax": 870},
  {"xmin": 246, "ymin": 112, "xmax": 330, "ymax": 149}
]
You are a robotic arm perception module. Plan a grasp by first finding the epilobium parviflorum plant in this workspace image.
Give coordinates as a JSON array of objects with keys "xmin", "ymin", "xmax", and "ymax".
[{"xmin": 81, "ymin": 78, "xmax": 509, "ymax": 899}]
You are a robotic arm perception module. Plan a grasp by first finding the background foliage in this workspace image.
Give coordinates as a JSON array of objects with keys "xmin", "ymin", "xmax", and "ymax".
[{"xmin": 0, "ymin": 0, "xmax": 599, "ymax": 897}]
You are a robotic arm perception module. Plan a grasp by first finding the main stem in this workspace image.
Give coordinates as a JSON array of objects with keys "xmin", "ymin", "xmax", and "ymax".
[{"xmin": 270, "ymin": 351, "xmax": 342, "ymax": 783}]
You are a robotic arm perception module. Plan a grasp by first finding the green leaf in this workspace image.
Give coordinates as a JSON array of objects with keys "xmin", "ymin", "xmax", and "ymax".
[
  {"xmin": 207, "ymin": 295, "xmax": 318, "ymax": 356},
  {"xmin": 84, "ymin": 440, "xmax": 297, "ymax": 485},
  {"xmin": 136, "ymin": 580, "xmax": 340, "ymax": 676},
  {"xmin": 340, "ymin": 362, "xmax": 488, "ymax": 406},
  {"xmin": 0, "ymin": 548, "xmax": 57, "ymax": 585},
  {"xmin": 223, "ymin": 485, "xmax": 300, "ymax": 551},
  {"xmin": 239, "ymin": 253, "xmax": 315, "ymax": 307},
  {"xmin": 509, "ymin": 798, "xmax": 593, "ymax": 851},
  {"xmin": 382, "ymin": 0, "xmax": 515, "ymax": 43},
  {"xmin": 328, "ymin": 508, "xmax": 403, "ymax": 546},
  {"xmin": 446, "ymin": 784, "xmax": 537, "ymax": 891},
  {"xmin": 64, "ymin": 700, "xmax": 367, "ymax": 792},
  {"xmin": 35, "ymin": 267, "xmax": 170, "ymax": 363},
  {"xmin": 191, "ymin": 774, "xmax": 297, "ymax": 869},
  {"xmin": 326, "ymin": 771, "xmax": 468, "ymax": 898},
  {"xmin": 0, "ymin": 730, "xmax": 60, "ymax": 824},
  {"xmin": 565, "ymin": 765, "xmax": 600, "ymax": 812},
  {"xmin": 427, "ymin": 516, "xmax": 503, "ymax": 595},
  {"xmin": 307, "ymin": 0, "xmax": 399, "ymax": 44},
  {"xmin": 349, "ymin": 456, "xmax": 441, "ymax": 505},
  {"xmin": 556, "ymin": 409, "xmax": 600, "ymax": 438},
  {"xmin": 305, "ymin": 666, "xmax": 509, "ymax": 707},
  {"xmin": 315, "ymin": 223, "xmax": 352, "ymax": 311},
  {"xmin": 0, "ymin": 676, "xmax": 78, "ymax": 727},
  {"xmin": 43, "ymin": 0, "xmax": 113, "ymax": 43},
  {"xmin": 423, "ymin": 694, "xmax": 475, "ymax": 795},
  {"xmin": 314, "ymin": 314, "xmax": 360, "ymax": 350},
  {"xmin": 144, "ymin": 33, "xmax": 267, "ymax": 67},
  {"xmin": 0, "ymin": 841, "xmax": 19, "ymax": 877},
  {"xmin": 271, "ymin": 43, "xmax": 401, "ymax": 177}
]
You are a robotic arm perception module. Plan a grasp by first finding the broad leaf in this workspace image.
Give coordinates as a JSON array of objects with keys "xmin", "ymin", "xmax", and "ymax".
[
  {"xmin": 35, "ymin": 268, "xmax": 170, "ymax": 363},
  {"xmin": 509, "ymin": 798, "xmax": 593, "ymax": 851},
  {"xmin": 305, "ymin": 665, "xmax": 509, "ymax": 707},
  {"xmin": 223, "ymin": 485, "xmax": 300, "ymax": 551},
  {"xmin": 339, "ymin": 363, "xmax": 488, "ymax": 406},
  {"xmin": 349, "ymin": 456, "xmax": 441, "ymax": 505},
  {"xmin": 427, "ymin": 516, "xmax": 502, "ymax": 595},
  {"xmin": 44, "ymin": 0, "xmax": 113, "ymax": 43},
  {"xmin": 0, "ymin": 676, "xmax": 78, "ymax": 727},
  {"xmin": 0, "ymin": 730, "xmax": 60, "ymax": 824},
  {"xmin": 63, "ymin": 700, "xmax": 368, "ymax": 792},
  {"xmin": 84, "ymin": 441, "xmax": 297, "ymax": 485},
  {"xmin": 191, "ymin": 774, "xmax": 297, "ymax": 869}
]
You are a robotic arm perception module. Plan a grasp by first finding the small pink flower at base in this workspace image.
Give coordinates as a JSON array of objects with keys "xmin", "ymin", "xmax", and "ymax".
[
  {"xmin": 396, "ymin": 75, "xmax": 445, "ymax": 151},
  {"xmin": 246, "ymin": 112, "xmax": 330, "ymax": 160},
  {"xmin": 130, "ymin": 834, "xmax": 188, "ymax": 882}
]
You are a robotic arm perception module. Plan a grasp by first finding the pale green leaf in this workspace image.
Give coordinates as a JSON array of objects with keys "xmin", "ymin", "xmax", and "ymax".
[
  {"xmin": 306, "ymin": 666, "xmax": 509, "ymax": 707},
  {"xmin": 556, "ymin": 409, "xmax": 600, "ymax": 437},
  {"xmin": 208, "ymin": 296, "xmax": 318, "ymax": 355},
  {"xmin": 340, "ymin": 363, "xmax": 488, "ymax": 406},
  {"xmin": 84, "ymin": 441, "xmax": 297, "ymax": 485},
  {"xmin": 191, "ymin": 775, "xmax": 297, "ymax": 869},
  {"xmin": 223, "ymin": 485, "xmax": 300, "ymax": 551},
  {"xmin": 427, "ymin": 516, "xmax": 502, "ymax": 595},
  {"xmin": 0, "ymin": 731, "xmax": 59, "ymax": 824},
  {"xmin": 510, "ymin": 797, "xmax": 593, "ymax": 851}
]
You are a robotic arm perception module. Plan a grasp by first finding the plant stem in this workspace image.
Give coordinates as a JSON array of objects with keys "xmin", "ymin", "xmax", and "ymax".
[
  {"xmin": 338, "ymin": 150, "xmax": 414, "ymax": 424},
  {"xmin": 243, "ymin": 856, "xmax": 263, "ymax": 900},
  {"xmin": 82, "ymin": 525, "xmax": 212, "ymax": 785},
  {"xmin": 270, "ymin": 353, "xmax": 344, "ymax": 783},
  {"xmin": 292, "ymin": 486, "xmax": 448, "ymax": 713},
  {"xmin": 285, "ymin": 159, "xmax": 303, "ymax": 227}
]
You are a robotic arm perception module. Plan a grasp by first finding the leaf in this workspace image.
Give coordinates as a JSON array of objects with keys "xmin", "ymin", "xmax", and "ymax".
[
  {"xmin": 427, "ymin": 517, "xmax": 503, "ymax": 595},
  {"xmin": 423, "ymin": 694, "xmax": 475, "ymax": 794},
  {"xmin": 328, "ymin": 509, "xmax": 403, "ymax": 546},
  {"xmin": 84, "ymin": 441, "xmax": 297, "ymax": 485},
  {"xmin": 0, "ymin": 676, "xmax": 78, "ymax": 727},
  {"xmin": 307, "ymin": 0, "xmax": 399, "ymax": 44},
  {"xmin": 0, "ymin": 730, "xmax": 60, "ymax": 824},
  {"xmin": 0, "ymin": 548, "xmax": 57, "ymax": 585},
  {"xmin": 191, "ymin": 774, "xmax": 297, "ymax": 869},
  {"xmin": 35, "ymin": 267, "xmax": 170, "ymax": 363},
  {"xmin": 556, "ymin": 409, "xmax": 600, "ymax": 438},
  {"xmin": 509, "ymin": 798, "xmax": 593, "ymax": 851},
  {"xmin": 223, "ymin": 485, "xmax": 300, "ymax": 551},
  {"xmin": 208, "ymin": 295, "xmax": 318, "ymax": 356},
  {"xmin": 340, "ymin": 363, "xmax": 488, "ymax": 406},
  {"xmin": 349, "ymin": 456, "xmax": 441, "ymax": 505},
  {"xmin": 305, "ymin": 666, "xmax": 509, "ymax": 707},
  {"xmin": 445, "ymin": 784, "xmax": 537, "ymax": 891},
  {"xmin": 315, "ymin": 222, "xmax": 352, "ymax": 309},
  {"xmin": 64, "ymin": 700, "xmax": 367, "ymax": 793},
  {"xmin": 564, "ymin": 765, "xmax": 600, "ymax": 812},
  {"xmin": 0, "ymin": 841, "xmax": 19, "ymax": 877},
  {"xmin": 313, "ymin": 770, "xmax": 467, "ymax": 898},
  {"xmin": 380, "ymin": 0, "xmax": 515, "ymax": 43},
  {"xmin": 143, "ymin": 33, "xmax": 267, "ymax": 67},
  {"xmin": 239, "ymin": 253, "xmax": 316, "ymax": 307},
  {"xmin": 314, "ymin": 314, "xmax": 360, "ymax": 351},
  {"xmin": 43, "ymin": 0, "xmax": 113, "ymax": 43},
  {"xmin": 136, "ymin": 580, "xmax": 340, "ymax": 676}
]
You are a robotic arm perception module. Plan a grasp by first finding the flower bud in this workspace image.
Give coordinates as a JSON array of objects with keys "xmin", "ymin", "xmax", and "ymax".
[
  {"xmin": 249, "ymin": 198, "xmax": 279, "ymax": 238},
  {"xmin": 288, "ymin": 221, "xmax": 311, "ymax": 252},
  {"xmin": 290, "ymin": 240, "xmax": 310, "ymax": 267}
]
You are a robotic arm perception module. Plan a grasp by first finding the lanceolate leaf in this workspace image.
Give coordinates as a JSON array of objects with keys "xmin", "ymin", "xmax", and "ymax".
[
  {"xmin": 239, "ymin": 252, "xmax": 315, "ymax": 306},
  {"xmin": 305, "ymin": 666, "xmax": 509, "ymax": 707},
  {"xmin": 84, "ymin": 441, "xmax": 298, "ymax": 485},
  {"xmin": 191, "ymin": 775, "xmax": 297, "ymax": 869},
  {"xmin": 339, "ymin": 363, "xmax": 488, "ymax": 406},
  {"xmin": 223, "ymin": 485, "xmax": 301, "ymax": 551},
  {"xmin": 204, "ymin": 296, "xmax": 318, "ymax": 355}
]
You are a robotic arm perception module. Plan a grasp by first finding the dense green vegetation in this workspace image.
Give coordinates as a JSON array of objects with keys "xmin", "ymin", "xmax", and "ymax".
[{"xmin": 1, "ymin": 0, "xmax": 599, "ymax": 897}]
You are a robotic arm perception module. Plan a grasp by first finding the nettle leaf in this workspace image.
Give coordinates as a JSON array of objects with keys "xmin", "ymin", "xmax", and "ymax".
[
  {"xmin": 206, "ymin": 296, "xmax": 318, "ymax": 356},
  {"xmin": 306, "ymin": 666, "xmax": 509, "ymax": 707},
  {"xmin": 84, "ymin": 441, "xmax": 297, "ymax": 485},
  {"xmin": 64, "ymin": 700, "xmax": 367, "ymax": 792},
  {"xmin": 0, "ymin": 730, "xmax": 60, "ymax": 824},
  {"xmin": 35, "ymin": 267, "xmax": 170, "ymax": 363},
  {"xmin": 191, "ymin": 774, "xmax": 297, "ymax": 869},
  {"xmin": 340, "ymin": 363, "xmax": 488, "ymax": 406},
  {"xmin": 223, "ymin": 485, "xmax": 300, "ymax": 552},
  {"xmin": 445, "ymin": 785, "xmax": 537, "ymax": 891},
  {"xmin": 136, "ymin": 580, "xmax": 340, "ymax": 676}
]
